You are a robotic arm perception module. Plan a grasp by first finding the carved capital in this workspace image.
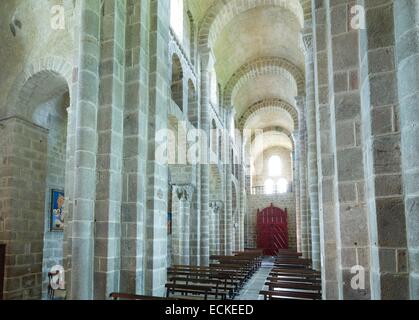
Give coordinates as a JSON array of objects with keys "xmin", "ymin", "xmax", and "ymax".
[
  {"xmin": 173, "ymin": 184, "xmax": 195, "ymax": 201},
  {"xmin": 302, "ymin": 33, "xmax": 313, "ymax": 53},
  {"xmin": 209, "ymin": 201, "xmax": 223, "ymax": 214}
]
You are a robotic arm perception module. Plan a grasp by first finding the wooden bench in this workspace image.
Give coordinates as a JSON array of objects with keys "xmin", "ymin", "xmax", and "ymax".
[
  {"xmin": 169, "ymin": 266, "xmax": 244, "ymax": 283},
  {"xmin": 267, "ymin": 276, "xmax": 322, "ymax": 284},
  {"xmin": 260, "ymin": 290, "xmax": 322, "ymax": 300},
  {"xmin": 168, "ymin": 268, "xmax": 240, "ymax": 297},
  {"xmin": 276, "ymin": 249, "xmax": 303, "ymax": 258},
  {"xmin": 271, "ymin": 267, "xmax": 320, "ymax": 275},
  {"xmin": 274, "ymin": 258, "xmax": 312, "ymax": 269},
  {"xmin": 110, "ymin": 293, "xmax": 178, "ymax": 300},
  {"xmin": 165, "ymin": 283, "xmax": 213, "ymax": 300},
  {"xmin": 265, "ymin": 281, "xmax": 322, "ymax": 293},
  {"xmin": 168, "ymin": 277, "xmax": 229, "ymax": 300},
  {"xmin": 270, "ymin": 272, "xmax": 321, "ymax": 281}
]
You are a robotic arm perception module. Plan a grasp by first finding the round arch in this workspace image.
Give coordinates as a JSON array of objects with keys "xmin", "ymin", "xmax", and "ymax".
[
  {"xmin": 5, "ymin": 56, "xmax": 72, "ymax": 120},
  {"xmin": 198, "ymin": 0, "xmax": 304, "ymax": 50},
  {"xmin": 223, "ymin": 57, "xmax": 305, "ymax": 105},
  {"xmin": 238, "ymin": 98, "xmax": 299, "ymax": 131}
]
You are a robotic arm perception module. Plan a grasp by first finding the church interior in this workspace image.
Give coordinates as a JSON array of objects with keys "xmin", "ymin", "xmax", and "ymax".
[{"xmin": 0, "ymin": 0, "xmax": 418, "ymax": 301}]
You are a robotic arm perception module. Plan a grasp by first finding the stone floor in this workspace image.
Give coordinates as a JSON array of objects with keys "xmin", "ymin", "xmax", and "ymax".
[{"xmin": 235, "ymin": 257, "xmax": 274, "ymax": 300}]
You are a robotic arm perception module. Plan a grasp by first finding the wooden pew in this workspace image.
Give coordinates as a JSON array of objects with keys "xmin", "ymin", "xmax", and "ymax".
[
  {"xmin": 276, "ymin": 249, "xmax": 303, "ymax": 258},
  {"xmin": 260, "ymin": 290, "xmax": 322, "ymax": 300},
  {"xmin": 267, "ymin": 276, "xmax": 321, "ymax": 285},
  {"xmin": 271, "ymin": 268, "xmax": 320, "ymax": 275},
  {"xmin": 165, "ymin": 283, "xmax": 213, "ymax": 300},
  {"xmin": 265, "ymin": 281, "xmax": 322, "ymax": 293},
  {"xmin": 110, "ymin": 293, "xmax": 178, "ymax": 300},
  {"xmin": 274, "ymin": 258, "xmax": 312, "ymax": 269},
  {"xmin": 167, "ymin": 267, "xmax": 240, "ymax": 296},
  {"xmin": 168, "ymin": 277, "xmax": 229, "ymax": 300}
]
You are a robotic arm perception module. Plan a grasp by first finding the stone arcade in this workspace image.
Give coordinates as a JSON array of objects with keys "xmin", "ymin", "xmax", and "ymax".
[{"xmin": 0, "ymin": 0, "xmax": 418, "ymax": 300}]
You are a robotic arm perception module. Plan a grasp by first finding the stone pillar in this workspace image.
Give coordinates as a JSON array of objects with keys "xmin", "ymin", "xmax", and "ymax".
[
  {"xmin": 296, "ymin": 96, "xmax": 310, "ymax": 258},
  {"xmin": 172, "ymin": 185, "xmax": 194, "ymax": 265},
  {"xmin": 120, "ymin": 0, "xmax": 150, "ymax": 295},
  {"xmin": 199, "ymin": 51, "xmax": 213, "ymax": 266},
  {"xmin": 225, "ymin": 109, "xmax": 234, "ymax": 255},
  {"xmin": 291, "ymin": 144, "xmax": 301, "ymax": 253},
  {"xmin": 303, "ymin": 25, "xmax": 321, "ymax": 270},
  {"xmin": 358, "ymin": 0, "xmax": 409, "ymax": 299},
  {"xmin": 394, "ymin": 0, "xmax": 419, "ymax": 299},
  {"xmin": 69, "ymin": 0, "xmax": 101, "ymax": 300},
  {"xmin": 312, "ymin": 0, "xmax": 339, "ymax": 299},
  {"xmin": 325, "ymin": 0, "xmax": 372, "ymax": 299},
  {"xmin": 94, "ymin": 0, "xmax": 126, "ymax": 299},
  {"xmin": 143, "ymin": 0, "xmax": 170, "ymax": 296}
]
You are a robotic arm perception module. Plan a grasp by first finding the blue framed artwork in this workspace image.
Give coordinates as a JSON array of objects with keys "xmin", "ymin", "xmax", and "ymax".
[
  {"xmin": 167, "ymin": 212, "xmax": 172, "ymax": 235},
  {"xmin": 50, "ymin": 190, "xmax": 65, "ymax": 232}
]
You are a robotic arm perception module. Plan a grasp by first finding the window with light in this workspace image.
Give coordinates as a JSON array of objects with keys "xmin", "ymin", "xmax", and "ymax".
[{"xmin": 170, "ymin": 0, "xmax": 184, "ymax": 41}]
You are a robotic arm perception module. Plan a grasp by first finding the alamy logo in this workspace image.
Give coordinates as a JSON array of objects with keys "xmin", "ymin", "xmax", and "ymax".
[
  {"xmin": 350, "ymin": 5, "xmax": 366, "ymax": 30},
  {"xmin": 51, "ymin": 5, "xmax": 65, "ymax": 30},
  {"xmin": 350, "ymin": 265, "xmax": 365, "ymax": 290},
  {"xmin": 49, "ymin": 265, "xmax": 65, "ymax": 290}
]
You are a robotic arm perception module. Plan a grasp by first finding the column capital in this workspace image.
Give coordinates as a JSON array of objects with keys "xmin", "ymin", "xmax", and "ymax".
[
  {"xmin": 200, "ymin": 49, "xmax": 216, "ymax": 72},
  {"xmin": 173, "ymin": 184, "xmax": 195, "ymax": 201},
  {"xmin": 209, "ymin": 201, "xmax": 223, "ymax": 213},
  {"xmin": 302, "ymin": 28, "xmax": 313, "ymax": 53}
]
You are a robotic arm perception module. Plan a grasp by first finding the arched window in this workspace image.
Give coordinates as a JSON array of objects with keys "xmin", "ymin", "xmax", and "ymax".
[
  {"xmin": 265, "ymin": 179, "xmax": 274, "ymax": 195},
  {"xmin": 170, "ymin": 0, "xmax": 184, "ymax": 41},
  {"xmin": 210, "ymin": 69, "xmax": 218, "ymax": 106},
  {"xmin": 277, "ymin": 178, "xmax": 288, "ymax": 194},
  {"xmin": 171, "ymin": 55, "xmax": 183, "ymax": 111},
  {"xmin": 269, "ymin": 155, "xmax": 282, "ymax": 177},
  {"xmin": 230, "ymin": 117, "xmax": 235, "ymax": 140}
]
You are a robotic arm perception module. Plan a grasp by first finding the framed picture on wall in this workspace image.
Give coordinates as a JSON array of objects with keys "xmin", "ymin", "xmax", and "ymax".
[
  {"xmin": 50, "ymin": 189, "xmax": 65, "ymax": 232},
  {"xmin": 167, "ymin": 212, "xmax": 172, "ymax": 235}
]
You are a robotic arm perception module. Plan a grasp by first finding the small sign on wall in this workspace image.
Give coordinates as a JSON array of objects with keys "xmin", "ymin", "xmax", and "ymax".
[{"xmin": 50, "ymin": 189, "xmax": 65, "ymax": 232}]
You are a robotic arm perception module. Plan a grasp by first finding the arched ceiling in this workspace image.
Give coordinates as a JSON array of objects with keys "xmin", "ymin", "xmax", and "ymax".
[
  {"xmin": 233, "ymin": 73, "xmax": 298, "ymax": 119},
  {"xmin": 189, "ymin": 0, "xmax": 307, "ymax": 159},
  {"xmin": 244, "ymin": 107, "xmax": 295, "ymax": 134},
  {"xmin": 212, "ymin": 6, "xmax": 304, "ymax": 87}
]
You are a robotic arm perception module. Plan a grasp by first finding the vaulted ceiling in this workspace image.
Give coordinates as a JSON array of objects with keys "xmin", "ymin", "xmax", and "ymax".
[{"xmin": 188, "ymin": 0, "xmax": 310, "ymax": 155}]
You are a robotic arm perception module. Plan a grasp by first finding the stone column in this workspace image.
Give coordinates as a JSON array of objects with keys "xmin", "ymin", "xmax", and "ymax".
[
  {"xmin": 172, "ymin": 185, "xmax": 194, "ymax": 265},
  {"xmin": 312, "ymin": 0, "xmax": 339, "ymax": 299},
  {"xmin": 94, "ymin": 0, "xmax": 126, "ymax": 299},
  {"xmin": 143, "ymin": 0, "xmax": 170, "ymax": 296},
  {"xmin": 357, "ymin": 0, "xmax": 409, "ymax": 300},
  {"xmin": 303, "ymin": 25, "xmax": 321, "ymax": 270},
  {"xmin": 199, "ymin": 51, "xmax": 213, "ymax": 266},
  {"xmin": 291, "ymin": 143, "xmax": 301, "ymax": 253},
  {"xmin": 394, "ymin": 0, "xmax": 419, "ymax": 299},
  {"xmin": 224, "ymin": 109, "xmax": 234, "ymax": 255},
  {"xmin": 325, "ymin": 0, "xmax": 372, "ymax": 299},
  {"xmin": 69, "ymin": 0, "xmax": 101, "ymax": 300},
  {"xmin": 120, "ymin": 0, "xmax": 150, "ymax": 295},
  {"xmin": 296, "ymin": 96, "xmax": 310, "ymax": 258}
]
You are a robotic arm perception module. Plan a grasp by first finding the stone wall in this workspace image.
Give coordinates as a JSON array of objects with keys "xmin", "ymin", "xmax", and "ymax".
[{"xmin": 0, "ymin": 117, "xmax": 48, "ymax": 300}]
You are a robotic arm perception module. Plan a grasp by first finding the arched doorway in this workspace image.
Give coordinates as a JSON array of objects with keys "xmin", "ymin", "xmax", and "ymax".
[{"xmin": 256, "ymin": 204, "xmax": 288, "ymax": 256}]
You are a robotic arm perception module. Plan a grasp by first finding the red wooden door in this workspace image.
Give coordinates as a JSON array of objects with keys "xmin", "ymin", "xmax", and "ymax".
[{"xmin": 256, "ymin": 204, "xmax": 288, "ymax": 256}]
